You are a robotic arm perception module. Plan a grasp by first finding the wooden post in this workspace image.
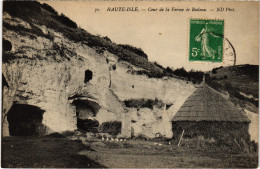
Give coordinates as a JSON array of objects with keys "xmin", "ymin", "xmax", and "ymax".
[
  {"xmin": 177, "ymin": 130, "xmax": 185, "ymax": 147},
  {"xmin": 163, "ymin": 103, "xmax": 166, "ymax": 141}
]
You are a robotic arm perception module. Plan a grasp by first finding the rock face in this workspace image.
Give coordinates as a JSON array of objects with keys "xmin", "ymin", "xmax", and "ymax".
[
  {"xmin": 2, "ymin": 10, "xmax": 196, "ymax": 138},
  {"xmin": 110, "ymin": 60, "xmax": 196, "ymax": 138},
  {"xmin": 244, "ymin": 109, "xmax": 259, "ymax": 143},
  {"xmin": 2, "ymin": 12, "xmax": 125, "ymax": 136}
]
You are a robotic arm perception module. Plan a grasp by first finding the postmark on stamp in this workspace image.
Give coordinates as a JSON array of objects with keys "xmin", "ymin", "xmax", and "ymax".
[{"xmin": 189, "ymin": 19, "xmax": 224, "ymax": 62}]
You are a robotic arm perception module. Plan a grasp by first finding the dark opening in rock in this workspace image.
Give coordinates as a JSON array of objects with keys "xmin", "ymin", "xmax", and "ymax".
[
  {"xmin": 72, "ymin": 99, "xmax": 100, "ymax": 132},
  {"xmin": 84, "ymin": 70, "xmax": 93, "ymax": 83},
  {"xmin": 7, "ymin": 104, "xmax": 45, "ymax": 136},
  {"xmin": 2, "ymin": 74, "xmax": 9, "ymax": 88},
  {"xmin": 166, "ymin": 104, "xmax": 173, "ymax": 110},
  {"xmin": 77, "ymin": 119, "xmax": 99, "ymax": 133},
  {"xmin": 3, "ymin": 39, "xmax": 12, "ymax": 51},
  {"xmin": 112, "ymin": 64, "xmax": 116, "ymax": 70}
]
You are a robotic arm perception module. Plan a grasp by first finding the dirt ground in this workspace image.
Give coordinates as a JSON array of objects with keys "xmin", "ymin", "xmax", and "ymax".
[{"xmin": 1, "ymin": 134, "xmax": 258, "ymax": 168}]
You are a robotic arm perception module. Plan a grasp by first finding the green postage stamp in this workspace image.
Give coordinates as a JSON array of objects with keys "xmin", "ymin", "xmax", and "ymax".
[{"xmin": 189, "ymin": 19, "xmax": 224, "ymax": 62}]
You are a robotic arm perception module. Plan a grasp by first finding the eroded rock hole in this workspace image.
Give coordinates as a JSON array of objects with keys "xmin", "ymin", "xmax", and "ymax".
[
  {"xmin": 112, "ymin": 64, "xmax": 116, "ymax": 70},
  {"xmin": 7, "ymin": 104, "xmax": 45, "ymax": 136},
  {"xmin": 166, "ymin": 104, "xmax": 173, "ymax": 110},
  {"xmin": 72, "ymin": 100, "xmax": 100, "ymax": 132},
  {"xmin": 84, "ymin": 70, "xmax": 93, "ymax": 83},
  {"xmin": 3, "ymin": 39, "xmax": 12, "ymax": 51}
]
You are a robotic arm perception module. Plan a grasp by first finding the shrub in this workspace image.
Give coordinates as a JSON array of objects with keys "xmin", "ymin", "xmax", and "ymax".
[
  {"xmin": 3, "ymin": 1, "xmax": 41, "ymax": 20},
  {"xmin": 124, "ymin": 98, "xmax": 164, "ymax": 109},
  {"xmin": 154, "ymin": 62, "xmax": 165, "ymax": 69},
  {"xmin": 57, "ymin": 13, "xmax": 77, "ymax": 28},
  {"xmin": 103, "ymin": 36, "xmax": 112, "ymax": 42},
  {"xmin": 224, "ymin": 82, "xmax": 235, "ymax": 95},
  {"xmin": 174, "ymin": 67, "xmax": 189, "ymax": 77},
  {"xmin": 212, "ymin": 68, "xmax": 217, "ymax": 74},
  {"xmin": 118, "ymin": 44, "xmax": 148, "ymax": 59},
  {"xmin": 41, "ymin": 3, "xmax": 58, "ymax": 15}
]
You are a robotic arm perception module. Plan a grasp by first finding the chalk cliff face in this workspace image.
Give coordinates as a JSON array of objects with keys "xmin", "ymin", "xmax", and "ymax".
[
  {"xmin": 2, "ymin": 4, "xmax": 196, "ymax": 139},
  {"xmin": 111, "ymin": 61, "xmax": 195, "ymax": 103},
  {"xmin": 2, "ymin": 12, "xmax": 125, "ymax": 136},
  {"xmin": 109, "ymin": 60, "xmax": 196, "ymax": 138}
]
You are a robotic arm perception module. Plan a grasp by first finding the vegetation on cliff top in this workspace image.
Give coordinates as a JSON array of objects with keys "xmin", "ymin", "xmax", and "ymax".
[
  {"xmin": 3, "ymin": 1, "xmax": 163, "ymax": 76},
  {"xmin": 3, "ymin": 1, "xmax": 206, "ymax": 81},
  {"xmin": 205, "ymin": 64, "xmax": 259, "ymax": 112}
]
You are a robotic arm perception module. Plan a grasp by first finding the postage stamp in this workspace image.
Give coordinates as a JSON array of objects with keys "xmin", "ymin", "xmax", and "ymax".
[{"xmin": 189, "ymin": 19, "xmax": 224, "ymax": 62}]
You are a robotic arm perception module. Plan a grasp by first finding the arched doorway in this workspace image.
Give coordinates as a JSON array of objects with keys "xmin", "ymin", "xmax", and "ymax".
[
  {"xmin": 7, "ymin": 104, "xmax": 45, "ymax": 136},
  {"xmin": 71, "ymin": 99, "xmax": 100, "ymax": 132}
]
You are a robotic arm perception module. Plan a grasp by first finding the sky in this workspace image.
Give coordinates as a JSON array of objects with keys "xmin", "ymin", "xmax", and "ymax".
[{"xmin": 44, "ymin": 1, "xmax": 259, "ymax": 71}]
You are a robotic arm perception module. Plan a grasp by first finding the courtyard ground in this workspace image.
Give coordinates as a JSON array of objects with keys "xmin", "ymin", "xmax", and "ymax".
[{"xmin": 1, "ymin": 134, "xmax": 258, "ymax": 168}]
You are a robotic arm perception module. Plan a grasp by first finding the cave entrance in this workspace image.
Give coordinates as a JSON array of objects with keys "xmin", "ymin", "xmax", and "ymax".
[
  {"xmin": 3, "ymin": 39, "xmax": 12, "ymax": 51},
  {"xmin": 7, "ymin": 104, "xmax": 45, "ymax": 136},
  {"xmin": 72, "ymin": 99, "xmax": 100, "ymax": 133}
]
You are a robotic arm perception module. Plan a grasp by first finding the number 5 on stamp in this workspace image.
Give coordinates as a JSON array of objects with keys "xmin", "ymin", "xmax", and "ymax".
[{"xmin": 189, "ymin": 19, "xmax": 224, "ymax": 62}]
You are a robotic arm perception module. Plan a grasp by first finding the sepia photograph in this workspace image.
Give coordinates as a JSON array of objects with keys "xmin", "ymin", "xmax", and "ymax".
[{"xmin": 1, "ymin": 1, "xmax": 259, "ymax": 168}]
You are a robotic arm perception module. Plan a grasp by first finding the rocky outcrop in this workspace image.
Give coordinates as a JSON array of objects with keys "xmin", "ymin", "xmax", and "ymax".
[
  {"xmin": 2, "ymin": 9, "xmax": 195, "ymax": 139},
  {"xmin": 109, "ymin": 58, "xmax": 196, "ymax": 138},
  {"xmin": 2, "ymin": 12, "xmax": 125, "ymax": 136}
]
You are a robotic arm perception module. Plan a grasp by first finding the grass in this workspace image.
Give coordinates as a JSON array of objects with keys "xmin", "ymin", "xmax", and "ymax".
[
  {"xmin": 1, "ymin": 136, "xmax": 105, "ymax": 168},
  {"xmin": 206, "ymin": 64, "xmax": 259, "ymax": 112},
  {"xmin": 2, "ymin": 136, "xmax": 258, "ymax": 168}
]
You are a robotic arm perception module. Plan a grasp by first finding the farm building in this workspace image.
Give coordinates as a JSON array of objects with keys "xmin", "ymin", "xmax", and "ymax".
[{"xmin": 171, "ymin": 83, "xmax": 255, "ymax": 152}]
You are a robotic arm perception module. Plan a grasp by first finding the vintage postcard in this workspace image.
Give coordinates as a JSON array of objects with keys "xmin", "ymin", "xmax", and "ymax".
[{"xmin": 1, "ymin": 1, "xmax": 259, "ymax": 168}]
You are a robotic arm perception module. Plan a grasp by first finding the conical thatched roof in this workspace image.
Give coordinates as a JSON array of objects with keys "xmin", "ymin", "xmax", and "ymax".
[{"xmin": 172, "ymin": 84, "xmax": 250, "ymax": 122}]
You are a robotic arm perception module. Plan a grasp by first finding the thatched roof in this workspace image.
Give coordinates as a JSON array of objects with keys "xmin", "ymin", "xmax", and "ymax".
[{"xmin": 172, "ymin": 84, "xmax": 250, "ymax": 123}]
